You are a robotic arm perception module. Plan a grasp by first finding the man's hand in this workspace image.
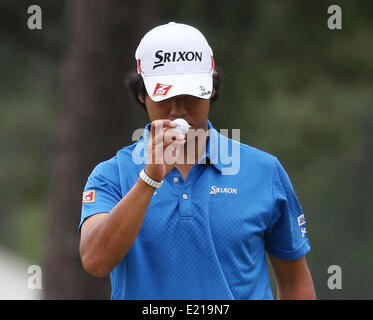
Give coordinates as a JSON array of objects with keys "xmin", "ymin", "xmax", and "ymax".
[{"xmin": 145, "ymin": 119, "xmax": 186, "ymax": 181}]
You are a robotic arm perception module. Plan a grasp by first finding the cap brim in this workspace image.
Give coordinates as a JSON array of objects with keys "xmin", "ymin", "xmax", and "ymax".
[{"xmin": 142, "ymin": 72, "xmax": 213, "ymax": 102}]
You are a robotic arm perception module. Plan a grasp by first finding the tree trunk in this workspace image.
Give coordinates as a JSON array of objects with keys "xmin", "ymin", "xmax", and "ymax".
[{"xmin": 44, "ymin": 0, "xmax": 156, "ymax": 299}]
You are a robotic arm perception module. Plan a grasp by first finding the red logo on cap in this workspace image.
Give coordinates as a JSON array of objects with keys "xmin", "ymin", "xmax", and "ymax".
[{"xmin": 153, "ymin": 83, "xmax": 173, "ymax": 96}]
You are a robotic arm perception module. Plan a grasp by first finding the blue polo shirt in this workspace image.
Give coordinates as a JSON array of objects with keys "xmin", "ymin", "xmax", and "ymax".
[{"xmin": 79, "ymin": 120, "xmax": 311, "ymax": 300}]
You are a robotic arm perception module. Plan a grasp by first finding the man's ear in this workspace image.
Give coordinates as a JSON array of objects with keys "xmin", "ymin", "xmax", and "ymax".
[
  {"xmin": 211, "ymin": 88, "xmax": 216, "ymax": 99},
  {"xmin": 138, "ymin": 94, "xmax": 145, "ymax": 104}
]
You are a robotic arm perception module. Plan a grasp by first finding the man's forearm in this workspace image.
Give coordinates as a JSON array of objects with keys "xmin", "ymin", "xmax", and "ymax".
[
  {"xmin": 277, "ymin": 277, "xmax": 316, "ymax": 300},
  {"xmin": 80, "ymin": 178, "xmax": 156, "ymax": 276}
]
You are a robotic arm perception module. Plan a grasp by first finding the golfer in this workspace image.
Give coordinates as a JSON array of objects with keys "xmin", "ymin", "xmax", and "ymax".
[{"xmin": 79, "ymin": 22, "xmax": 316, "ymax": 300}]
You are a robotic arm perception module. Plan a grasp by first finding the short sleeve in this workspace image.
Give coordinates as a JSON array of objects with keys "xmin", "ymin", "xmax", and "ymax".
[
  {"xmin": 78, "ymin": 158, "xmax": 122, "ymax": 233},
  {"xmin": 264, "ymin": 159, "xmax": 311, "ymax": 260}
]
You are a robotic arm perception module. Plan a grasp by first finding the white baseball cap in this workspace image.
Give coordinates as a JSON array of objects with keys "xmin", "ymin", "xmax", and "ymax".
[{"xmin": 135, "ymin": 22, "xmax": 214, "ymax": 102}]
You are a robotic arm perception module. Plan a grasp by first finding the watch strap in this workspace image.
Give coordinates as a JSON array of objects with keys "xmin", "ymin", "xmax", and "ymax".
[{"xmin": 139, "ymin": 169, "xmax": 163, "ymax": 189}]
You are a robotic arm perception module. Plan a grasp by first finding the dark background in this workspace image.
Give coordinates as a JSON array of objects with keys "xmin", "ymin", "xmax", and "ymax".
[{"xmin": 0, "ymin": 0, "xmax": 372, "ymax": 299}]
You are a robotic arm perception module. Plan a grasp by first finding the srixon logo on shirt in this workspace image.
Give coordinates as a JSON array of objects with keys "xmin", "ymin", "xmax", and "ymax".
[
  {"xmin": 209, "ymin": 186, "xmax": 238, "ymax": 195},
  {"xmin": 153, "ymin": 50, "xmax": 203, "ymax": 69}
]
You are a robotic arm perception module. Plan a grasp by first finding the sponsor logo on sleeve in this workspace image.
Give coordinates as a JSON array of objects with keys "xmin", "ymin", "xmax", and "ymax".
[
  {"xmin": 297, "ymin": 214, "xmax": 306, "ymax": 226},
  {"xmin": 301, "ymin": 227, "xmax": 307, "ymax": 238},
  {"xmin": 82, "ymin": 190, "xmax": 95, "ymax": 203}
]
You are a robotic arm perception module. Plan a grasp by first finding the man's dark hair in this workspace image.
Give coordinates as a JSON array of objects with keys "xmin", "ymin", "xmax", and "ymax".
[{"xmin": 125, "ymin": 69, "xmax": 222, "ymax": 110}]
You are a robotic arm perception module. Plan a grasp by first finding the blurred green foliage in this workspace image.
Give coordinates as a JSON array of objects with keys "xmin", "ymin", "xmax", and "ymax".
[
  {"xmin": 0, "ymin": 0, "xmax": 66, "ymax": 262},
  {"xmin": 0, "ymin": 0, "xmax": 372, "ymax": 299}
]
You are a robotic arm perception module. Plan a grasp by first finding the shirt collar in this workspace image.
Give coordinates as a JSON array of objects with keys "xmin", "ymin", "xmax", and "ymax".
[{"xmin": 198, "ymin": 120, "xmax": 223, "ymax": 172}]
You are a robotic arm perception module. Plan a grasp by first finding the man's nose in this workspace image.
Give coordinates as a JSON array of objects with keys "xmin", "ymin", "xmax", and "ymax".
[{"xmin": 168, "ymin": 97, "xmax": 188, "ymax": 119}]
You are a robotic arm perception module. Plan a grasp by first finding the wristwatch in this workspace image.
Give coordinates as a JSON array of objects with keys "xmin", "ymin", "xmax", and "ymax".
[{"xmin": 139, "ymin": 169, "xmax": 164, "ymax": 189}]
